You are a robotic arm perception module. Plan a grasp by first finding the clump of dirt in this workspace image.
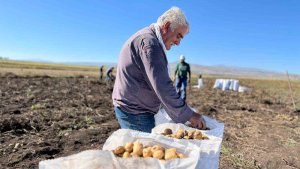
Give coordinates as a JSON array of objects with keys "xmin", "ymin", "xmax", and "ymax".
[{"xmin": 0, "ymin": 74, "xmax": 299, "ymax": 169}]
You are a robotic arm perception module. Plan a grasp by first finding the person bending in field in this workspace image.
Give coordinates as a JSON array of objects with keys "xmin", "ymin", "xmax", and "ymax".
[{"xmin": 112, "ymin": 6, "xmax": 206, "ymax": 133}]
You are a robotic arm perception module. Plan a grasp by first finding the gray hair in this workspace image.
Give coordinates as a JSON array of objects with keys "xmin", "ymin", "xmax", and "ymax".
[{"xmin": 157, "ymin": 6, "xmax": 189, "ymax": 32}]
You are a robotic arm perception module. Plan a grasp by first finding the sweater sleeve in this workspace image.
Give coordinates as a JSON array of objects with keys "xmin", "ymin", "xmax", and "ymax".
[{"xmin": 138, "ymin": 39, "xmax": 194, "ymax": 123}]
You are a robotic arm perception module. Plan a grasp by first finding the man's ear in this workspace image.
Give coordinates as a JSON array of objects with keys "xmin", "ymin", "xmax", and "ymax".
[{"xmin": 163, "ymin": 22, "xmax": 171, "ymax": 34}]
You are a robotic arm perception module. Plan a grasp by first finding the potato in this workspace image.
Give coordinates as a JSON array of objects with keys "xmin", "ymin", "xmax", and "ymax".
[
  {"xmin": 194, "ymin": 134, "xmax": 202, "ymax": 140},
  {"xmin": 184, "ymin": 130, "xmax": 188, "ymax": 136},
  {"xmin": 163, "ymin": 128, "xmax": 173, "ymax": 135},
  {"xmin": 142, "ymin": 147, "xmax": 152, "ymax": 158},
  {"xmin": 125, "ymin": 142, "xmax": 134, "ymax": 153},
  {"xmin": 165, "ymin": 148, "xmax": 177, "ymax": 160},
  {"xmin": 175, "ymin": 129, "xmax": 185, "ymax": 139},
  {"xmin": 123, "ymin": 151, "xmax": 131, "ymax": 158},
  {"xmin": 183, "ymin": 136, "xmax": 190, "ymax": 139},
  {"xmin": 152, "ymin": 149, "xmax": 164, "ymax": 159},
  {"xmin": 132, "ymin": 142, "xmax": 143, "ymax": 156},
  {"xmin": 130, "ymin": 152, "xmax": 140, "ymax": 158},
  {"xmin": 202, "ymin": 135, "xmax": 209, "ymax": 140},
  {"xmin": 193, "ymin": 130, "xmax": 202, "ymax": 139},
  {"xmin": 151, "ymin": 145, "xmax": 164, "ymax": 153},
  {"xmin": 187, "ymin": 130, "xmax": 195, "ymax": 139},
  {"xmin": 176, "ymin": 152, "xmax": 187, "ymax": 158},
  {"xmin": 113, "ymin": 146, "xmax": 125, "ymax": 155}
]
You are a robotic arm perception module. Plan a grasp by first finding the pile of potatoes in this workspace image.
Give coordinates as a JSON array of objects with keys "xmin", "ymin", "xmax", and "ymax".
[
  {"xmin": 112, "ymin": 141, "xmax": 187, "ymax": 160},
  {"xmin": 161, "ymin": 128, "xmax": 209, "ymax": 140}
]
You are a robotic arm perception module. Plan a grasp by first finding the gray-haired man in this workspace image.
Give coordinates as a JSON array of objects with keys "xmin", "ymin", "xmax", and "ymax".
[{"xmin": 112, "ymin": 6, "xmax": 206, "ymax": 133}]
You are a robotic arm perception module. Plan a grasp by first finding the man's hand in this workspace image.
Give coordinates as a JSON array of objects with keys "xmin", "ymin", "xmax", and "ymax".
[
  {"xmin": 172, "ymin": 77, "xmax": 177, "ymax": 85},
  {"xmin": 188, "ymin": 112, "xmax": 206, "ymax": 129},
  {"xmin": 188, "ymin": 78, "xmax": 190, "ymax": 83}
]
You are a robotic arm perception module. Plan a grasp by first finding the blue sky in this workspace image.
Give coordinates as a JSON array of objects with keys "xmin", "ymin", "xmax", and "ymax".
[{"xmin": 0, "ymin": 0, "xmax": 299, "ymax": 74}]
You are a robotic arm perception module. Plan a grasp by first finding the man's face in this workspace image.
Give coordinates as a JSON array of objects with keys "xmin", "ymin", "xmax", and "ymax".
[{"xmin": 162, "ymin": 23, "xmax": 189, "ymax": 50}]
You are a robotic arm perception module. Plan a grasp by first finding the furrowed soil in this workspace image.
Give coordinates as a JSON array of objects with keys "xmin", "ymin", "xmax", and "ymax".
[{"xmin": 1, "ymin": 73, "xmax": 299, "ymax": 169}]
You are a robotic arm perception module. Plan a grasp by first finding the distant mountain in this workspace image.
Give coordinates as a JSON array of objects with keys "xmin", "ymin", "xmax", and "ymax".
[
  {"xmin": 73, "ymin": 61, "xmax": 299, "ymax": 80},
  {"xmin": 59, "ymin": 61, "xmax": 117, "ymax": 68},
  {"xmin": 10, "ymin": 59, "xmax": 117, "ymax": 68},
  {"xmin": 169, "ymin": 62, "xmax": 300, "ymax": 80},
  {"xmin": 9, "ymin": 58, "xmax": 299, "ymax": 80}
]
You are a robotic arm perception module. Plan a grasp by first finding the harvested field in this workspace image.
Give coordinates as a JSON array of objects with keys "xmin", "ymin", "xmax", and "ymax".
[{"xmin": 0, "ymin": 68, "xmax": 300, "ymax": 169}]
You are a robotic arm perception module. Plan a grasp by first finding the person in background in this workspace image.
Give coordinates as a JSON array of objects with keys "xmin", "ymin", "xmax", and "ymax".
[
  {"xmin": 174, "ymin": 54, "xmax": 191, "ymax": 101},
  {"xmin": 105, "ymin": 67, "xmax": 115, "ymax": 82},
  {"xmin": 112, "ymin": 6, "xmax": 206, "ymax": 133},
  {"xmin": 197, "ymin": 74, "xmax": 204, "ymax": 89},
  {"xmin": 99, "ymin": 65, "xmax": 104, "ymax": 80}
]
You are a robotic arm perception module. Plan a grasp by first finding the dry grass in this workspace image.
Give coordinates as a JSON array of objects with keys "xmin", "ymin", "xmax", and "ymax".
[
  {"xmin": 0, "ymin": 60, "xmax": 98, "ymax": 71},
  {"xmin": 239, "ymin": 78, "xmax": 300, "ymax": 109},
  {"xmin": 190, "ymin": 73, "xmax": 300, "ymax": 109},
  {"xmin": 0, "ymin": 60, "xmax": 102, "ymax": 78},
  {"xmin": 2, "ymin": 60, "xmax": 299, "ymax": 109},
  {"xmin": 0, "ymin": 67, "xmax": 99, "ymax": 78}
]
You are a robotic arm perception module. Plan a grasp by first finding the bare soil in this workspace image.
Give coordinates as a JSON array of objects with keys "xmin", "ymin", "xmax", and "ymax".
[{"xmin": 0, "ymin": 73, "xmax": 299, "ymax": 169}]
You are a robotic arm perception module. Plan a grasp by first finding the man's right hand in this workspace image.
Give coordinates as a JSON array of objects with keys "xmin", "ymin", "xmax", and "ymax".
[{"xmin": 188, "ymin": 112, "xmax": 206, "ymax": 129}]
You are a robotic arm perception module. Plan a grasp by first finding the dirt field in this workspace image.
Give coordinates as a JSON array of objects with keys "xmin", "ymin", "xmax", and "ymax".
[{"xmin": 1, "ymin": 71, "xmax": 300, "ymax": 169}]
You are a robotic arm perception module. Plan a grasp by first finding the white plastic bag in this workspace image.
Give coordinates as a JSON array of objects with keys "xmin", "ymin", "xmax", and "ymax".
[
  {"xmin": 213, "ymin": 79, "xmax": 223, "ymax": 89},
  {"xmin": 193, "ymin": 79, "xmax": 204, "ymax": 89},
  {"xmin": 238, "ymin": 86, "xmax": 251, "ymax": 93},
  {"xmin": 233, "ymin": 80, "xmax": 239, "ymax": 92},
  {"xmin": 222, "ymin": 79, "xmax": 230, "ymax": 91},
  {"xmin": 154, "ymin": 108, "xmax": 224, "ymax": 138},
  {"xmin": 102, "ymin": 129, "xmax": 200, "ymax": 169},
  {"xmin": 39, "ymin": 150, "xmax": 121, "ymax": 169},
  {"xmin": 229, "ymin": 79, "xmax": 234, "ymax": 90},
  {"xmin": 154, "ymin": 108, "xmax": 224, "ymax": 169},
  {"xmin": 152, "ymin": 123, "xmax": 223, "ymax": 169}
]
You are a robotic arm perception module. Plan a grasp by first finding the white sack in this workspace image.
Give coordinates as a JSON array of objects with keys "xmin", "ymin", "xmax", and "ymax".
[
  {"xmin": 222, "ymin": 79, "xmax": 230, "ymax": 91},
  {"xmin": 229, "ymin": 79, "xmax": 234, "ymax": 90},
  {"xmin": 197, "ymin": 79, "xmax": 204, "ymax": 89},
  {"xmin": 152, "ymin": 123, "xmax": 223, "ymax": 169},
  {"xmin": 233, "ymin": 80, "xmax": 239, "ymax": 91},
  {"xmin": 213, "ymin": 79, "xmax": 223, "ymax": 89},
  {"xmin": 155, "ymin": 108, "xmax": 224, "ymax": 138},
  {"xmin": 214, "ymin": 79, "xmax": 240, "ymax": 92},
  {"xmin": 238, "ymin": 86, "xmax": 251, "ymax": 93},
  {"xmin": 39, "ymin": 150, "xmax": 120, "ymax": 169},
  {"xmin": 103, "ymin": 129, "xmax": 200, "ymax": 169}
]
